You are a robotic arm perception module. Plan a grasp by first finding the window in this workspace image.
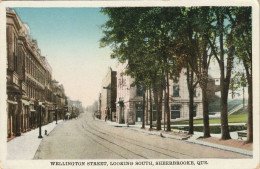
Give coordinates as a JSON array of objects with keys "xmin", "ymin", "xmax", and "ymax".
[
  {"xmin": 173, "ymin": 85, "xmax": 179, "ymax": 97},
  {"xmin": 171, "ymin": 105, "xmax": 181, "ymax": 119},
  {"xmin": 136, "ymin": 85, "xmax": 143, "ymax": 97},
  {"xmin": 193, "ymin": 88, "xmax": 197, "ymax": 97},
  {"xmin": 193, "ymin": 105, "xmax": 197, "ymax": 117},
  {"xmin": 135, "ymin": 104, "xmax": 142, "ymax": 122},
  {"xmin": 152, "ymin": 104, "xmax": 157, "ymax": 121}
]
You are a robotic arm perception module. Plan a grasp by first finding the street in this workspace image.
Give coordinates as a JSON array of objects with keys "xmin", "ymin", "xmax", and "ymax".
[{"xmin": 34, "ymin": 112, "xmax": 249, "ymax": 159}]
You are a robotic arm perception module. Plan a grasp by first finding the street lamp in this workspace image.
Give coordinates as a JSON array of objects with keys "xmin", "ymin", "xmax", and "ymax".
[
  {"xmin": 38, "ymin": 101, "xmax": 45, "ymax": 139},
  {"xmin": 54, "ymin": 103, "xmax": 57, "ymax": 124}
]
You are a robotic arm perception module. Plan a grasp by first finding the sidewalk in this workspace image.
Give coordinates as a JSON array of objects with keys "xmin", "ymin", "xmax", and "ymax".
[
  {"xmin": 101, "ymin": 119, "xmax": 252, "ymax": 157},
  {"xmin": 7, "ymin": 120, "xmax": 64, "ymax": 160}
]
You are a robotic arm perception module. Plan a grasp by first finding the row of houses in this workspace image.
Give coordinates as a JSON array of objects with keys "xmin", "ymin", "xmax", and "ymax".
[
  {"xmin": 6, "ymin": 9, "xmax": 74, "ymax": 140},
  {"xmin": 96, "ymin": 62, "xmax": 220, "ymax": 125}
]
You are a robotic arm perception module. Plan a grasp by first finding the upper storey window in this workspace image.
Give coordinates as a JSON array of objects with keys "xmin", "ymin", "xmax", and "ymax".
[
  {"xmin": 136, "ymin": 84, "xmax": 143, "ymax": 97},
  {"xmin": 173, "ymin": 85, "xmax": 179, "ymax": 97}
]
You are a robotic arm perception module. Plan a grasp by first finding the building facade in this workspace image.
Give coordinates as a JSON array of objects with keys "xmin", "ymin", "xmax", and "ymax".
[
  {"xmin": 115, "ymin": 62, "xmax": 144, "ymax": 124},
  {"xmin": 115, "ymin": 62, "xmax": 205, "ymax": 125},
  {"xmin": 100, "ymin": 68, "xmax": 117, "ymax": 121},
  {"xmin": 6, "ymin": 9, "xmax": 69, "ymax": 140}
]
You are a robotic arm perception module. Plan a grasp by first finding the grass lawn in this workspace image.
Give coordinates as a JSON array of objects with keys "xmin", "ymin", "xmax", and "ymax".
[{"xmin": 171, "ymin": 109, "xmax": 247, "ymax": 125}]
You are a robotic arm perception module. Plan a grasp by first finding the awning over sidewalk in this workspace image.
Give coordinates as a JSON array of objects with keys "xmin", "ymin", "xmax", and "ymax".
[
  {"xmin": 21, "ymin": 99, "xmax": 30, "ymax": 106},
  {"xmin": 7, "ymin": 100, "xmax": 17, "ymax": 105}
]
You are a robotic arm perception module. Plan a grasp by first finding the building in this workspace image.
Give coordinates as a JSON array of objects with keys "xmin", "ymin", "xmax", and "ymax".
[
  {"xmin": 165, "ymin": 69, "xmax": 203, "ymax": 121},
  {"xmin": 52, "ymin": 80, "xmax": 67, "ymax": 120},
  {"xmin": 94, "ymin": 93, "xmax": 102, "ymax": 119},
  {"xmin": 7, "ymin": 9, "xmax": 47, "ymax": 137},
  {"xmin": 6, "ymin": 9, "xmax": 69, "ymax": 140},
  {"xmin": 114, "ymin": 62, "xmax": 206, "ymax": 125},
  {"xmin": 115, "ymin": 62, "xmax": 144, "ymax": 124},
  {"xmin": 42, "ymin": 57, "xmax": 54, "ymax": 124},
  {"xmin": 100, "ymin": 68, "xmax": 117, "ymax": 121}
]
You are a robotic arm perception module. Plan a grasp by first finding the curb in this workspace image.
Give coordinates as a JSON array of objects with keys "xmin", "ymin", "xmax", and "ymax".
[{"xmin": 102, "ymin": 119, "xmax": 253, "ymax": 157}]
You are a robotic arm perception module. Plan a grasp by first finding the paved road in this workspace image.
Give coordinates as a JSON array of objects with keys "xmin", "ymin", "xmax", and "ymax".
[{"xmin": 34, "ymin": 112, "xmax": 250, "ymax": 159}]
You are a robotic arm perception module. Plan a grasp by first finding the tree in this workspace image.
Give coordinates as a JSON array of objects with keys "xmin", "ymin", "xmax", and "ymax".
[
  {"xmin": 172, "ymin": 7, "xmax": 213, "ymax": 137},
  {"xmin": 100, "ymin": 8, "xmax": 164, "ymax": 130},
  {"xmin": 208, "ymin": 8, "xmax": 234, "ymax": 140},
  {"xmin": 230, "ymin": 7, "xmax": 252, "ymax": 142}
]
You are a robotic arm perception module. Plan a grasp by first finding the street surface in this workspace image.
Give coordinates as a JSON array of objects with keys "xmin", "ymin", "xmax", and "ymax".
[{"xmin": 34, "ymin": 112, "xmax": 249, "ymax": 159}]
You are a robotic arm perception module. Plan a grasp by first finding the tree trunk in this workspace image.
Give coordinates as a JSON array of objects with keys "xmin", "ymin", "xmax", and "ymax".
[
  {"xmin": 163, "ymin": 87, "xmax": 166, "ymax": 131},
  {"xmin": 201, "ymin": 86, "xmax": 210, "ymax": 137},
  {"xmin": 146, "ymin": 89, "xmax": 149, "ymax": 124},
  {"xmin": 142, "ymin": 85, "xmax": 146, "ymax": 129},
  {"xmin": 153, "ymin": 87, "xmax": 161, "ymax": 130},
  {"xmin": 217, "ymin": 10, "xmax": 232, "ymax": 140},
  {"xmin": 244, "ymin": 59, "xmax": 253, "ymax": 142},
  {"xmin": 247, "ymin": 76, "xmax": 252, "ymax": 142},
  {"xmin": 158, "ymin": 82, "xmax": 163, "ymax": 130},
  {"xmin": 149, "ymin": 89, "xmax": 153, "ymax": 129},
  {"xmin": 220, "ymin": 85, "xmax": 231, "ymax": 139},
  {"xmin": 187, "ymin": 67, "xmax": 194, "ymax": 134},
  {"xmin": 166, "ymin": 72, "xmax": 171, "ymax": 131}
]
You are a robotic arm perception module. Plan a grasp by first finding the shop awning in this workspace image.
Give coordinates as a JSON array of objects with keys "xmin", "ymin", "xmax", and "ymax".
[
  {"xmin": 7, "ymin": 100, "xmax": 17, "ymax": 105},
  {"xmin": 21, "ymin": 99, "xmax": 30, "ymax": 106}
]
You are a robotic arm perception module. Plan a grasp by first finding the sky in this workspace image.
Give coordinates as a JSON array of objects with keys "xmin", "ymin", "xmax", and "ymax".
[{"xmin": 13, "ymin": 8, "xmax": 118, "ymax": 107}]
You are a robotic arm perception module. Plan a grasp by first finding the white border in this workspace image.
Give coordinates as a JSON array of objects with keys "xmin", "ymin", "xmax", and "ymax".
[{"xmin": 0, "ymin": 1, "xmax": 259, "ymax": 169}]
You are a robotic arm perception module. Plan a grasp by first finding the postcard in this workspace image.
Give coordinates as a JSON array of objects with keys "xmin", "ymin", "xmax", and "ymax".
[{"xmin": 0, "ymin": 0, "xmax": 259, "ymax": 169}]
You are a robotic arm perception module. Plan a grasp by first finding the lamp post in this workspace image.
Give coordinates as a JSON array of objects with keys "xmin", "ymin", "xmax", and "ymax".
[
  {"xmin": 54, "ymin": 103, "xmax": 57, "ymax": 124},
  {"xmin": 38, "ymin": 101, "xmax": 45, "ymax": 139}
]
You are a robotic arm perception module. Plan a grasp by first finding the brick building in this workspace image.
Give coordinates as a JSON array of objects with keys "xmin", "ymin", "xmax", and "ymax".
[{"xmin": 6, "ymin": 9, "xmax": 68, "ymax": 140}]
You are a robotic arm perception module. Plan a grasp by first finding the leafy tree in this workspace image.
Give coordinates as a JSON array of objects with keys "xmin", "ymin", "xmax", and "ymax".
[
  {"xmin": 229, "ymin": 7, "xmax": 252, "ymax": 142},
  {"xmin": 208, "ymin": 7, "xmax": 234, "ymax": 140},
  {"xmin": 100, "ymin": 8, "xmax": 165, "ymax": 130},
  {"xmin": 172, "ymin": 7, "xmax": 214, "ymax": 137}
]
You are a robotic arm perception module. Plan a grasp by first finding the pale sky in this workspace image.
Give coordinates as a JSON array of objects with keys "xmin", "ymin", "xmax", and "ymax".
[{"xmin": 13, "ymin": 8, "xmax": 117, "ymax": 107}]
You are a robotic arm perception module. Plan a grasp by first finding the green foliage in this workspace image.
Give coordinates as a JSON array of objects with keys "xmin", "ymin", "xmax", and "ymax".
[{"xmin": 99, "ymin": 7, "xmax": 252, "ymax": 137}]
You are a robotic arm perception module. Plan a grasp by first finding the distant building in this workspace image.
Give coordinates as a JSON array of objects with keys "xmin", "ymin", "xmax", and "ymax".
[
  {"xmin": 67, "ymin": 99, "xmax": 84, "ymax": 119},
  {"xmin": 52, "ymin": 80, "xmax": 67, "ymax": 120},
  {"xmin": 95, "ymin": 93, "xmax": 102, "ymax": 119}
]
